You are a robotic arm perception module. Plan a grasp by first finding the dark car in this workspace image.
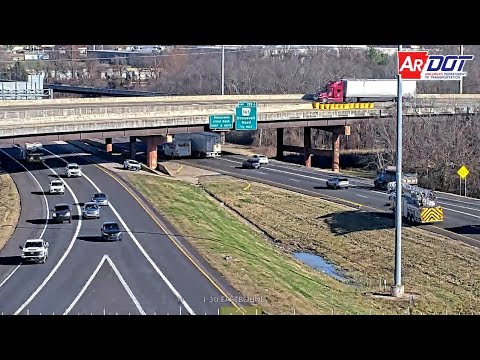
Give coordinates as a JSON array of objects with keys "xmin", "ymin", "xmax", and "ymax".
[
  {"xmin": 101, "ymin": 222, "xmax": 122, "ymax": 241},
  {"xmin": 52, "ymin": 204, "xmax": 72, "ymax": 223},
  {"xmin": 242, "ymin": 158, "xmax": 261, "ymax": 169}
]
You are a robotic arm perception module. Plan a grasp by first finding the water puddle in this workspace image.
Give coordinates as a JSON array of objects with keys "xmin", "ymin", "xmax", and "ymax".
[{"xmin": 293, "ymin": 252, "xmax": 348, "ymax": 282}]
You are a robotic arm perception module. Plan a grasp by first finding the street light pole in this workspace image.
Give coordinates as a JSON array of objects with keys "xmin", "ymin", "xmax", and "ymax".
[
  {"xmin": 460, "ymin": 45, "xmax": 464, "ymax": 94},
  {"xmin": 221, "ymin": 45, "xmax": 225, "ymax": 95},
  {"xmin": 393, "ymin": 44, "xmax": 404, "ymax": 298}
]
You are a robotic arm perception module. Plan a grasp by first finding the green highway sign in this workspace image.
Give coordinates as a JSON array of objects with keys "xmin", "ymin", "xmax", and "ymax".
[
  {"xmin": 237, "ymin": 101, "xmax": 257, "ymax": 107},
  {"xmin": 209, "ymin": 114, "xmax": 234, "ymax": 130},
  {"xmin": 235, "ymin": 102, "xmax": 257, "ymax": 131}
]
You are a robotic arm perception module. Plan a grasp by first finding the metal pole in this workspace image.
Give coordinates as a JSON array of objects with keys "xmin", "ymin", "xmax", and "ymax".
[
  {"xmin": 459, "ymin": 177, "xmax": 462, "ymax": 196},
  {"xmin": 393, "ymin": 44, "xmax": 404, "ymax": 297},
  {"xmin": 221, "ymin": 45, "xmax": 225, "ymax": 95},
  {"xmin": 465, "ymin": 177, "xmax": 467, "ymax": 197},
  {"xmin": 460, "ymin": 45, "xmax": 464, "ymax": 94}
]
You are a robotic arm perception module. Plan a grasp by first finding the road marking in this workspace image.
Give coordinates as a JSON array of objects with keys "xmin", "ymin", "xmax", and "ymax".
[
  {"xmin": 224, "ymin": 155, "xmax": 372, "ymax": 185},
  {"xmin": 438, "ymin": 196, "xmax": 480, "ymax": 207},
  {"xmin": 257, "ymin": 171, "xmax": 267, "ymax": 175},
  {"xmin": 438, "ymin": 201, "xmax": 480, "ymax": 213},
  {"xmin": 14, "ymin": 155, "xmax": 83, "ymax": 315},
  {"xmin": 63, "ymin": 255, "xmax": 146, "ymax": 315},
  {"xmin": 289, "ymin": 178, "xmax": 300, "ymax": 182},
  {"xmin": 0, "ymin": 149, "xmax": 50, "ymax": 291},
  {"xmin": 60, "ymin": 141, "xmax": 242, "ymax": 313},
  {"xmin": 442, "ymin": 206, "xmax": 480, "ymax": 220},
  {"xmin": 219, "ymin": 157, "xmax": 329, "ymax": 182},
  {"xmin": 47, "ymin": 144, "xmax": 195, "ymax": 315},
  {"xmin": 356, "ymin": 194, "xmax": 368, "ymax": 199}
]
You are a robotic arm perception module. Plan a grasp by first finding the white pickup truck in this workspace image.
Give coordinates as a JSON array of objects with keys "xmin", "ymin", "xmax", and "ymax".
[
  {"xmin": 49, "ymin": 179, "xmax": 65, "ymax": 194},
  {"xmin": 20, "ymin": 239, "xmax": 49, "ymax": 263},
  {"xmin": 64, "ymin": 163, "xmax": 82, "ymax": 177}
]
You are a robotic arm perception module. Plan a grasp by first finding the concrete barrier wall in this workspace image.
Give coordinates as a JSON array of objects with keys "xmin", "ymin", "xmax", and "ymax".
[
  {"xmin": 0, "ymin": 105, "xmax": 475, "ymax": 139},
  {"xmin": 0, "ymin": 93, "xmax": 478, "ymax": 108}
]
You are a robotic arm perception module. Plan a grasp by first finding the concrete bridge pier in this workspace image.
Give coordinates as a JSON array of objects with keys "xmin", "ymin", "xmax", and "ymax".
[
  {"xmin": 105, "ymin": 137, "xmax": 113, "ymax": 153},
  {"xmin": 329, "ymin": 126, "xmax": 350, "ymax": 173},
  {"xmin": 129, "ymin": 136, "xmax": 137, "ymax": 160},
  {"xmin": 304, "ymin": 127, "xmax": 312, "ymax": 167},
  {"xmin": 276, "ymin": 128, "xmax": 284, "ymax": 159},
  {"xmin": 138, "ymin": 135, "xmax": 167, "ymax": 169}
]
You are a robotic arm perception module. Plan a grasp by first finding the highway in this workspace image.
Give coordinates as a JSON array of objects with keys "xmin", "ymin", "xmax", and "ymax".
[
  {"xmin": 178, "ymin": 154, "xmax": 480, "ymax": 246},
  {"xmin": 82, "ymin": 137, "xmax": 480, "ymax": 247},
  {"xmin": 0, "ymin": 98, "xmax": 311, "ymax": 111},
  {"xmin": 0, "ymin": 143, "xmax": 243, "ymax": 315}
]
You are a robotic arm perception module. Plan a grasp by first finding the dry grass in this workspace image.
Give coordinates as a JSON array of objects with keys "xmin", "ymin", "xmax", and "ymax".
[
  {"xmin": 201, "ymin": 176, "xmax": 480, "ymax": 314},
  {"xmin": 127, "ymin": 173, "xmax": 393, "ymax": 315},
  {"xmin": 0, "ymin": 173, "xmax": 20, "ymax": 251}
]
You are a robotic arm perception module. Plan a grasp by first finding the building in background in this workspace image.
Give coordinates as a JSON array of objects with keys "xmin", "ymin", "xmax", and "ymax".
[{"xmin": 0, "ymin": 74, "xmax": 52, "ymax": 100}]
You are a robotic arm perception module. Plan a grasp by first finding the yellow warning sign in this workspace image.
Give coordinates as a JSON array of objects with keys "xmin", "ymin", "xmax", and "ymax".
[
  {"xmin": 457, "ymin": 165, "xmax": 470, "ymax": 179},
  {"xmin": 420, "ymin": 207, "xmax": 444, "ymax": 223}
]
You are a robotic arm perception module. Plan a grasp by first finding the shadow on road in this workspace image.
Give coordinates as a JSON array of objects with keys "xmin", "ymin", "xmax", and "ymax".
[
  {"xmin": 317, "ymin": 210, "xmax": 398, "ymax": 235},
  {"xmin": 31, "ymin": 191, "xmax": 48, "ymax": 196},
  {"xmin": 77, "ymin": 236, "xmax": 104, "ymax": 242},
  {"xmin": 26, "ymin": 218, "xmax": 52, "ymax": 225},
  {"xmin": 0, "ymin": 256, "xmax": 23, "ymax": 266},
  {"xmin": 446, "ymin": 225, "xmax": 480, "ymax": 235}
]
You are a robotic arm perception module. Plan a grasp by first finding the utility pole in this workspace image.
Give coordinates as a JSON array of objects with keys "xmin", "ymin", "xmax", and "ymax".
[
  {"xmin": 221, "ymin": 45, "xmax": 225, "ymax": 95},
  {"xmin": 459, "ymin": 45, "xmax": 464, "ymax": 94},
  {"xmin": 392, "ymin": 44, "xmax": 404, "ymax": 298}
]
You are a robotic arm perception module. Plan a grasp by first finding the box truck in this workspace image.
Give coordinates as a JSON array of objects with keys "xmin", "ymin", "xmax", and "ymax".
[
  {"xmin": 314, "ymin": 79, "xmax": 417, "ymax": 103},
  {"xmin": 173, "ymin": 132, "xmax": 221, "ymax": 158},
  {"xmin": 163, "ymin": 140, "xmax": 192, "ymax": 158}
]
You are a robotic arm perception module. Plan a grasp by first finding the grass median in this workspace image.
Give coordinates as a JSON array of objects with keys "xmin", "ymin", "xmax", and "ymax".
[
  {"xmin": 128, "ymin": 173, "xmax": 412, "ymax": 314},
  {"xmin": 0, "ymin": 173, "xmax": 20, "ymax": 251}
]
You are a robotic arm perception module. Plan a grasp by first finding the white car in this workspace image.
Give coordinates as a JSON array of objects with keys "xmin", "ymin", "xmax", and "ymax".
[
  {"xmin": 64, "ymin": 163, "xmax": 82, "ymax": 177},
  {"xmin": 252, "ymin": 154, "xmax": 269, "ymax": 164},
  {"xmin": 91, "ymin": 192, "xmax": 109, "ymax": 206},
  {"xmin": 123, "ymin": 159, "xmax": 141, "ymax": 171},
  {"xmin": 49, "ymin": 179, "xmax": 65, "ymax": 194},
  {"xmin": 20, "ymin": 238, "xmax": 49, "ymax": 263},
  {"xmin": 326, "ymin": 177, "xmax": 349, "ymax": 190}
]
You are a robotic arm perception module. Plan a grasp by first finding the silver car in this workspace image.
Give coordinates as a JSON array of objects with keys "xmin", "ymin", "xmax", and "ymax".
[
  {"xmin": 91, "ymin": 193, "xmax": 109, "ymax": 206},
  {"xmin": 82, "ymin": 202, "xmax": 100, "ymax": 219}
]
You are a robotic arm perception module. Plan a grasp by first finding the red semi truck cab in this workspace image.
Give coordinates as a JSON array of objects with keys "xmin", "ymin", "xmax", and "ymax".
[
  {"xmin": 315, "ymin": 80, "xmax": 345, "ymax": 103},
  {"xmin": 314, "ymin": 78, "xmax": 416, "ymax": 104}
]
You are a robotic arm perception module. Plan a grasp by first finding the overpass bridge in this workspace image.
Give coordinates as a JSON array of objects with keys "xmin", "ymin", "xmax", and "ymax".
[{"xmin": 0, "ymin": 93, "xmax": 478, "ymax": 171}]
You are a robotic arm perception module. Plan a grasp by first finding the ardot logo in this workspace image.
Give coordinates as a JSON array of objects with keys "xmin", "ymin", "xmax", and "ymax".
[{"xmin": 398, "ymin": 51, "xmax": 474, "ymax": 80}]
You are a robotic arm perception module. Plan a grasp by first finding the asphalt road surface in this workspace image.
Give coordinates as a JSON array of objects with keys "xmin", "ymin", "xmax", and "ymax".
[
  {"xmin": 0, "ymin": 143, "xmax": 244, "ymax": 315},
  {"xmin": 84, "ymin": 137, "xmax": 480, "ymax": 248},
  {"xmin": 175, "ymin": 154, "xmax": 480, "ymax": 247}
]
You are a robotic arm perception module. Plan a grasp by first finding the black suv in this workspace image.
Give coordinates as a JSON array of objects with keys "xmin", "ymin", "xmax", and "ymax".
[
  {"xmin": 52, "ymin": 204, "xmax": 72, "ymax": 223},
  {"xmin": 242, "ymin": 158, "xmax": 261, "ymax": 169},
  {"xmin": 101, "ymin": 222, "xmax": 122, "ymax": 241}
]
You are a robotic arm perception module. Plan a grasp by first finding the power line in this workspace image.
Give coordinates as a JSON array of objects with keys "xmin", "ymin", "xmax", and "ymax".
[{"xmin": 0, "ymin": 45, "xmax": 383, "ymax": 64}]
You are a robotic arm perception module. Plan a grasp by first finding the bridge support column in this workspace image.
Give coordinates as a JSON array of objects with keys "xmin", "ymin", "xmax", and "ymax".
[
  {"xmin": 276, "ymin": 128, "xmax": 284, "ymax": 159},
  {"xmin": 330, "ymin": 126, "xmax": 350, "ymax": 173},
  {"xmin": 145, "ymin": 135, "xmax": 167, "ymax": 170},
  {"xmin": 129, "ymin": 136, "xmax": 137, "ymax": 160},
  {"xmin": 304, "ymin": 127, "xmax": 312, "ymax": 167},
  {"xmin": 106, "ymin": 138, "xmax": 113, "ymax": 154}
]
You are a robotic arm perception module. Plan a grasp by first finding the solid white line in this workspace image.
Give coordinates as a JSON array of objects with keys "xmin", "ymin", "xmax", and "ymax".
[
  {"xmin": 0, "ymin": 149, "xmax": 50, "ymax": 291},
  {"xmin": 438, "ymin": 196, "xmax": 480, "ymax": 207},
  {"xmin": 225, "ymin": 155, "xmax": 373, "ymax": 185},
  {"xmin": 442, "ymin": 206, "xmax": 480, "ymax": 220},
  {"xmin": 48, "ymin": 144, "xmax": 195, "ymax": 315},
  {"xmin": 438, "ymin": 201, "xmax": 480, "ymax": 213},
  {"xmin": 106, "ymin": 256, "xmax": 146, "ymax": 315},
  {"xmin": 63, "ymin": 255, "xmax": 146, "ymax": 315},
  {"xmin": 14, "ymin": 159, "xmax": 83, "ymax": 315},
  {"xmin": 356, "ymin": 194, "xmax": 368, "ymax": 199}
]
